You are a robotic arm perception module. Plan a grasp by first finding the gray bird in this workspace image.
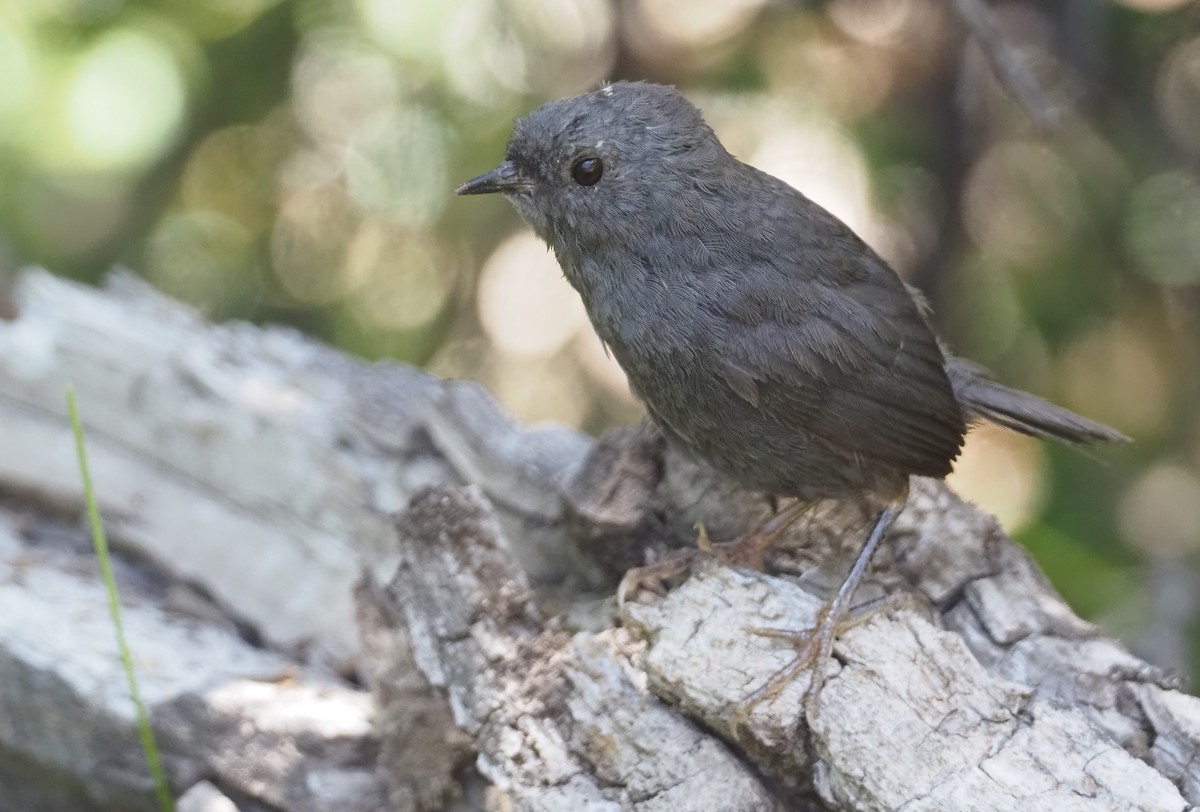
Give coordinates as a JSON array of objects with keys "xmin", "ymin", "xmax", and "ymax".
[{"xmin": 457, "ymin": 81, "xmax": 1124, "ymax": 713}]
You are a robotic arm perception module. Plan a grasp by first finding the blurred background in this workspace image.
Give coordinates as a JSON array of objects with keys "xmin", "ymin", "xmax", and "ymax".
[{"xmin": 0, "ymin": 0, "xmax": 1197, "ymax": 677}]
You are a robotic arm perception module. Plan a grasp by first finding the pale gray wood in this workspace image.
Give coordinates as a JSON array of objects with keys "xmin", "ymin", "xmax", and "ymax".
[
  {"xmin": 0, "ymin": 499, "xmax": 387, "ymax": 812},
  {"xmin": 0, "ymin": 269, "xmax": 1196, "ymax": 810},
  {"xmin": 372, "ymin": 474, "xmax": 1196, "ymax": 810},
  {"xmin": 365, "ymin": 485, "xmax": 780, "ymax": 812},
  {"xmin": 0, "ymin": 269, "xmax": 593, "ymax": 664},
  {"xmin": 176, "ymin": 782, "xmax": 239, "ymax": 812}
]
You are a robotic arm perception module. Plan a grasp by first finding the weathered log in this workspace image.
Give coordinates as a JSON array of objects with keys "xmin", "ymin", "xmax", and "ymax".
[
  {"xmin": 368, "ymin": 474, "xmax": 1197, "ymax": 810},
  {"xmin": 0, "ymin": 270, "xmax": 1197, "ymax": 810},
  {"xmin": 0, "ymin": 494, "xmax": 385, "ymax": 812},
  {"xmin": 0, "ymin": 269, "xmax": 588, "ymax": 810}
]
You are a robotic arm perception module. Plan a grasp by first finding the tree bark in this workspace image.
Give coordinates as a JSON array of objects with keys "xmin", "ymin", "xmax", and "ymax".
[{"xmin": 0, "ymin": 270, "xmax": 1196, "ymax": 811}]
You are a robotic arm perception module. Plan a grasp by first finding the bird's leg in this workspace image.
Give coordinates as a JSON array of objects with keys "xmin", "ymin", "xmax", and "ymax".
[
  {"xmin": 730, "ymin": 502, "xmax": 902, "ymax": 734},
  {"xmin": 617, "ymin": 500, "xmax": 813, "ymax": 606}
]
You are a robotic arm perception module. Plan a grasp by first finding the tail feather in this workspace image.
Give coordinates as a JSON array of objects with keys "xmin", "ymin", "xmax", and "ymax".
[{"xmin": 947, "ymin": 357, "xmax": 1129, "ymax": 445}]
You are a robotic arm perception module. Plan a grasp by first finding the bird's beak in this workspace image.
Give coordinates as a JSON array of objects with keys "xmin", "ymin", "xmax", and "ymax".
[{"xmin": 455, "ymin": 161, "xmax": 526, "ymax": 195}]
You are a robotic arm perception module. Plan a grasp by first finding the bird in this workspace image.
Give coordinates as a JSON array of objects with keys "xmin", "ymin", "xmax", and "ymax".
[{"xmin": 456, "ymin": 81, "xmax": 1125, "ymax": 717}]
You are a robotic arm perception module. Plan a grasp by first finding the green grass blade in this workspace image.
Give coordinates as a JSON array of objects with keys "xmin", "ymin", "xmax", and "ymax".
[{"xmin": 67, "ymin": 386, "xmax": 174, "ymax": 812}]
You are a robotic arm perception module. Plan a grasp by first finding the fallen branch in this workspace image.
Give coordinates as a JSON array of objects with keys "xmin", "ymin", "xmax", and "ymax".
[{"xmin": 952, "ymin": 0, "xmax": 1064, "ymax": 131}]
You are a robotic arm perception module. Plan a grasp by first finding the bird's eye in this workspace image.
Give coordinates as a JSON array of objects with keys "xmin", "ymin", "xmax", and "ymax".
[{"xmin": 571, "ymin": 156, "xmax": 604, "ymax": 186}]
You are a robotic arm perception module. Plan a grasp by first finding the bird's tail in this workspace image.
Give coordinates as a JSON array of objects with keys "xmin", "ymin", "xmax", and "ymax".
[{"xmin": 947, "ymin": 357, "xmax": 1129, "ymax": 445}]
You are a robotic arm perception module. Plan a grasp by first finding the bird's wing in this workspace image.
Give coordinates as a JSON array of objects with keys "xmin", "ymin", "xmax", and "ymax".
[{"xmin": 713, "ymin": 259, "xmax": 965, "ymax": 478}]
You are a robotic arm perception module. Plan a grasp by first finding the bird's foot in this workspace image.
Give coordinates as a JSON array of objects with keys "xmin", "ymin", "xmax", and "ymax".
[
  {"xmin": 729, "ymin": 591, "xmax": 915, "ymax": 739},
  {"xmin": 698, "ymin": 520, "xmax": 779, "ymax": 569},
  {"xmin": 616, "ymin": 546, "xmax": 699, "ymax": 607},
  {"xmin": 618, "ymin": 513, "xmax": 804, "ymax": 606}
]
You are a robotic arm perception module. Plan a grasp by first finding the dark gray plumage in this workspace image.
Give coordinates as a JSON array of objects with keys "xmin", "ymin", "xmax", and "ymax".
[
  {"xmin": 458, "ymin": 81, "xmax": 1127, "ymax": 716},
  {"xmin": 459, "ymin": 81, "xmax": 1124, "ymax": 508}
]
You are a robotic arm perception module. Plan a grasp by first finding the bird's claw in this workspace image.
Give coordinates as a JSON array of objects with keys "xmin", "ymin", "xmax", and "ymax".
[{"xmin": 616, "ymin": 550, "xmax": 698, "ymax": 607}]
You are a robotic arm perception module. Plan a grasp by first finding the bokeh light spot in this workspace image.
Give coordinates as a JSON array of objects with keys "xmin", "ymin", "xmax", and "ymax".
[
  {"xmin": 345, "ymin": 107, "xmax": 450, "ymax": 225},
  {"xmin": 828, "ymin": 0, "xmax": 916, "ymax": 46},
  {"xmin": 64, "ymin": 28, "xmax": 187, "ymax": 170},
  {"xmin": 182, "ymin": 123, "xmax": 288, "ymax": 231},
  {"xmin": 0, "ymin": 19, "xmax": 37, "ymax": 136},
  {"xmin": 488, "ymin": 353, "xmax": 591, "ymax": 427},
  {"xmin": 628, "ymin": 0, "xmax": 765, "ymax": 50},
  {"xmin": 1122, "ymin": 171, "xmax": 1200, "ymax": 286},
  {"xmin": 513, "ymin": 0, "xmax": 614, "ymax": 55},
  {"xmin": 293, "ymin": 40, "xmax": 399, "ymax": 145},
  {"xmin": 146, "ymin": 210, "xmax": 257, "ymax": 311},
  {"xmin": 1157, "ymin": 36, "xmax": 1200, "ymax": 156},
  {"xmin": 430, "ymin": 340, "xmax": 590, "ymax": 428},
  {"xmin": 1119, "ymin": 464, "xmax": 1200, "ymax": 558},
  {"xmin": 271, "ymin": 183, "xmax": 360, "ymax": 305},
  {"xmin": 963, "ymin": 140, "xmax": 1083, "ymax": 267},
  {"xmin": 347, "ymin": 222, "xmax": 458, "ymax": 332},
  {"xmin": 947, "ymin": 423, "xmax": 1046, "ymax": 533},
  {"xmin": 476, "ymin": 230, "xmax": 588, "ymax": 358},
  {"xmin": 357, "ymin": 0, "xmax": 455, "ymax": 64},
  {"xmin": 1060, "ymin": 322, "xmax": 1169, "ymax": 438},
  {"xmin": 1113, "ymin": 0, "xmax": 1194, "ymax": 11}
]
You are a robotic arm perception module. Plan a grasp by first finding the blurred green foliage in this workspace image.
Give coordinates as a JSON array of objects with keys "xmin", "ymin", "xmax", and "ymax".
[{"xmin": 1, "ymin": 0, "xmax": 1198, "ymax": 675}]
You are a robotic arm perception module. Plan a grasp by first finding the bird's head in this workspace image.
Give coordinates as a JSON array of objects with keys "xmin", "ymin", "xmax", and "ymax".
[{"xmin": 456, "ymin": 82, "xmax": 726, "ymax": 252}]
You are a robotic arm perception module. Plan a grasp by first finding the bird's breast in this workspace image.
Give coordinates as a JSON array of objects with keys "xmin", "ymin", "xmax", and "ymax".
[{"xmin": 576, "ymin": 254, "xmax": 710, "ymax": 364}]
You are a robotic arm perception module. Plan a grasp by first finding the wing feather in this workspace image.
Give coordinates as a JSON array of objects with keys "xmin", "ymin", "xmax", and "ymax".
[{"xmin": 714, "ymin": 259, "xmax": 966, "ymax": 478}]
